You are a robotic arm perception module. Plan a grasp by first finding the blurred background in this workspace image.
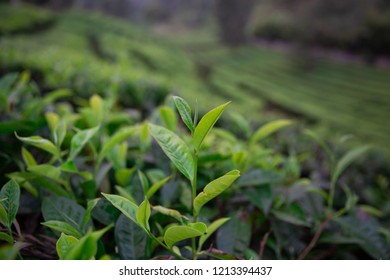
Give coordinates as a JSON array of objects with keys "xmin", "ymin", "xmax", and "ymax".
[{"xmin": 1, "ymin": 0, "xmax": 390, "ymax": 150}]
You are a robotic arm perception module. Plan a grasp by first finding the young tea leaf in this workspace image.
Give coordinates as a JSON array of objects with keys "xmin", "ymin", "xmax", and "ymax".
[
  {"xmin": 149, "ymin": 124, "xmax": 194, "ymax": 181},
  {"xmin": 41, "ymin": 220, "xmax": 82, "ymax": 238},
  {"xmin": 152, "ymin": 205, "xmax": 183, "ymax": 223},
  {"xmin": 173, "ymin": 96, "xmax": 194, "ymax": 132},
  {"xmin": 0, "ymin": 180, "xmax": 20, "ymax": 229},
  {"xmin": 136, "ymin": 198, "xmax": 151, "ymax": 231},
  {"xmin": 15, "ymin": 133, "xmax": 60, "ymax": 159},
  {"xmin": 28, "ymin": 164, "xmax": 62, "ymax": 183},
  {"xmin": 21, "ymin": 147, "xmax": 37, "ymax": 167},
  {"xmin": 164, "ymin": 222, "xmax": 207, "ymax": 248},
  {"xmin": 146, "ymin": 176, "xmax": 170, "ymax": 199},
  {"xmin": 56, "ymin": 233, "xmax": 78, "ymax": 260},
  {"xmin": 193, "ymin": 101, "xmax": 231, "ymax": 151},
  {"xmin": 193, "ymin": 170, "xmax": 240, "ymax": 215},
  {"xmin": 101, "ymin": 193, "xmax": 138, "ymax": 224},
  {"xmin": 82, "ymin": 198, "xmax": 100, "ymax": 233},
  {"xmin": 250, "ymin": 119, "xmax": 293, "ymax": 145},
  {"xmin": 69, "ymin": 126, "xmax": 99, "ymax": 160},
  {"xmin": 159, "ymin": 106, "xmax": 177, "ymax": 132},
  {"xmin": 199, "ymin": 217, "xmax": 230, "ymax": 250}
]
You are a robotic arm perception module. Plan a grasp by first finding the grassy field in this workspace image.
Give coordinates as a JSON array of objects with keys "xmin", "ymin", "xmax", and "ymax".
[{"xmin": 1, "ymin": 4, "xmax": 390, "ymax": 150}]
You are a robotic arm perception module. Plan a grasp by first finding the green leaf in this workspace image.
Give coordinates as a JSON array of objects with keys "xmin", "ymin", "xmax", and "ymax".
[
  {"xmin": 193, "ymin": 101, "xmax": 230, "ymax": 151},
  {"xmin": 41, "ymin": 220, "xmax": 82, "ymax": 238},
  {"xmin": 152, "ymin": 205, "xmax": 182, "ymax": 223},
  {"xmin": 332, "ymin": 145, "xmax": 370, "ymax": 184},
  {"xmin": 250, "ymin": 119, "xmax": 293, "ymax": 145},
  {"xmin": 139, "ymin": 121, "xmax": 151, "ymax": 151},
  {"xmin": 164, "ymin": 222, "xmax": 207, "ymax": 248},
  {"xmin": 115, "ymin": 168, "xmax": 136, "ymax": 187},
  {"xmin": 28, "ymin": 164, "xmax": 62, "ymax": 183},
  {"xmin": 0, "ymin": 232, "xmax": 13, "ymax": 244},
  {"xmin": 304, "ymin": 129, "xmax": 335, "ymax": 164},
  {"xmin": 82, "ymin": 198, "xmax": 100, "ymax": 233},
  {"xmin": 42, "ymin": 196, "xmax": 86, "ymax": 232},
  {"xmin": 15, "ymin": 133, "xmax": 60, "ymax": 159},
  {"xmin": 271, "ymin": 204, "xmax": 310, "ymax": 227},
  {"xmin": 101, "ymin": 193, "xmax": 138, "ymax": 224},
  {"xmin": 91, "ymin": 199, "xmax": 121, "ymax": 226},
  {"xmin": 216, "ymin": 213, "xmax": 251, "ymax": 257},
  {"xmin": 173, "ymin": 96, "xmax": 194, "ymax": 132},
  {"xmin": 159, "ymin": 106, "xmax": 177, "ymax": 132},
  {"xmin": 21, "ymin": 147, "xmax": 37, "ymax": 167},
  {"xmin": 64, "ymin": 225, "xmax": 112, "ymax": 260},
  {"xmin": 194, "ymin": 170, "xmax": 240, "ymax": 215},
  {"xmin": 115, "ymin": 214, "xmax": 149, "ymax": 260},
  {"xmin": 199, "ymin": 217, "xmax": 230, "ymax": 250},
  {"xmin": 0, "ymin": 244, "xmax": 19, "ymax": 260},
  {"xmin": 146, "ymin": 176, "xmax": 170, "ymax": 199},
  {"xmin": 136, "ymin": 198, "xmax": 151, "ymax": 231},
  {"xmin": 54, "ymin": 120, "xmax": 67, "ymax": 147},
  {"xmin": 137, "ymin": 170, "xmax": 149, "ymax": 195},
  {"xmin": 56, "ymin": 233, "xmax": 79, "ymax": 260},
  {"xmin": 0, "ymin": 180, "xmax": 20, "ymax": 229},
  {"xmin": 69, "ymin": 126, "xmax": 99, "ymax": 160},
  {"xmin": 98, "ymin": 126, "xmax": 138, "ymax": 166},
  {"xmin": 115, "ymin": 186, "xmax": 137, "ymax": 204},
  {"xmin": 0, "ymin": 204, "xmax": 8, "ymax": 227},
  {"xmin": 149, "ymin": 124, "xmax": 194, "ymax": 181}
]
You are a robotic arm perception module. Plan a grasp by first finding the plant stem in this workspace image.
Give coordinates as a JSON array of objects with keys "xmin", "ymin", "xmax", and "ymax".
[
  {"xmin": 191, "ymin": 152, "xmax": 198, "ymax": 259},
  {"xmin": 297, "ymin": 215, "xmax": 332, "ymax": 260},
  {"xmin": 258, "ymin": 230, "xmax": 271, "ymax": 260},
  {"xmin": 148, "ymin": 233, "xmax": 186, "ymax": 260}
]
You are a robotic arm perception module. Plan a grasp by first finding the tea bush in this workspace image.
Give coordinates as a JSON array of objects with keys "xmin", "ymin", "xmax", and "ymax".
[{"xmin": 1, "ymin": 76, "xmax": 389, "ymax": 259}]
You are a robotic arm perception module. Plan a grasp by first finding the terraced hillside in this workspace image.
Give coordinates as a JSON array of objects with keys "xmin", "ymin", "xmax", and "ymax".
[{"xmin": 1, "ymin": 4, "xmax": 390, "ymax": 150}]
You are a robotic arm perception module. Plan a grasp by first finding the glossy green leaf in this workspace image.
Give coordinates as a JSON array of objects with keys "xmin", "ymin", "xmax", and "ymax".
[
  {"xmin": 69, "ymin": 126, "xmax": 99, "ymax": 160},
  {"xmin": 0, "ymin": 180, "xmax": 20, "ymax": 228},
  {"xmin": 42, "ymin": 196, "xmax": 85, "ymax": 232},
  {"xmin": 64, "ymin": 225, "xmax": 112, "ymax": 260},
  {"xmin": 250, "ymin": 119, "xmax": 293, "ymax": 145},
  {"xmin": 82, "ymin": 198, "xmax": 100, "ymax": 233},
  {"xmin": 54, "ymin": 120, "xmax": 67, "ymax": 147},
  {"xmin": 164, "ymin": 222, "xmax": 207, "ymax": 248},
  {"xmin": 199, "ymin": 217, "xmax": 230, "ymax": 250},
  {"xmin": 149, "ymin": 124, "xmax": 194, "ymax": 181},
  {"xmin": 56, "ymin": 233, "xmax": 79, "ymax": 260},
  {"xmin": 173, "ymin": 96, "xmax": 194, "ymax": 132},
  {"xmin": 115, "ymin": 214, "xmax": 149, "ymax": 260},
  {"xmin": 21, "ymin": 147, "xmax": 36, "ymax": 167},
  {"xmin": 193, "ymin": 101, "xmax": 230, "ymax": 151},
  {"xmin": 146, "ymin": 176, "xmax": 170, "ymax": 199},
  {"xmin": 102, "ymin": 193, "xmax": 138, "ymax": 224},
  {"xmin": 98, "ymin": 126, "xmax": 138, "ymax": 166},
  {"xmin": 332, "ymin": 145, "xmax": 370, "ymax": 184},
  {"xmin": 194, "ymin": 170, "xmax": 240, "ymax": 215},
  {"xmin": 28, "ymin": 164, "xmax": 62, "ymax": 183},
  {"xmin": 159, "ymin": 106, "xmax": 177, "ymax": 132},
  {"xmin": 15, "ymin": 133, "xmax": 60, "ymax": 159},
  {"xmin": 41, "ymin": 220, "xmax": 82, "ymax": 238},
  {"xmin": 152, "ymin": 205, "xmax": 182, "ymax": 223},
  {"xmin": 136, "ymin": 198, "xmax": 151, "ymax": 231}
]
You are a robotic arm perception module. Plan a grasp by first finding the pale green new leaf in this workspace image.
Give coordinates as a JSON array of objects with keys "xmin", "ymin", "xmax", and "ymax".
[
  {"xmin": 199, "ymin": 217, "xmax": 230, "ymax": 249},
  {"xmin": 15, "ymin": 133, "xmax": 60, "ymax": 159},
  {"xmin": 193, "ymin": 101, "xmax": 231, "ymax": 151},
  {"xmin": 21, "ymin": 147, "xmax": 37, "ymax": 167},
  {"xmin": 173, "ymin": 96, "xmax": 194, "ymax": 132},
  {"xmin": 98, "ymin": 126, "xmax": 138, "ymax": 166},
  {"xmin": 56, "ymin": 233, "xmax": 78, "ymax": 260},
  {"xmin": 149, "ymin": 124, "xmax": 194, "ymax": 181},
  {"xmin": 332, "ymin": 145, "xmax": 370, "ymax": 184},
  {"xmin": 0, "ymin": 180, "xmax": 20, "ymax": 228},
  {"xmin": 136, "ymin": 198, "xmax": 151, "ymax": 231},
  {"xmin": 138, "ymin": 170, "xmax": 149, "ymax": 195},
  {"xmin": 0, "ymin": 204, "xmax": 7, "ymax": 227},
  {"xmin": 250, "ymin": 119, "xmax": 293, "ymax": 145},
  {"xmin": 164, "ymin": 222, "xmax": 207, "ymax": 248},
  {"xmin": 159, "ymin": 106, "xmax": 177, "ymax": 132},
  {"xmin": 28, "ymin": 164, "xmax": 62, "ymax": 183},
  {"xmin": 102, "ymin": 193, "xmax": 138, "ymax": 224},
  {"xmin": 146, "ymin": 176, "xmax": 170, "ymax": 199},
  {"xmin": 82, "ymin": 198, "xmax": 100, "ymax": 233},
  {"xmin": 41, "ymin": 220, "xmax": 82, "ymax": 238},
  {"xmin": 194, "ymin": 170, "xmax": 240, "ymax": 215},
  {"xmin": 152, "ymin": 205, "xmax": 182, "ymax": 223},
  {"xmin": 69, "ymin": 126, "xmax": 99, "ymax": 160}
]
